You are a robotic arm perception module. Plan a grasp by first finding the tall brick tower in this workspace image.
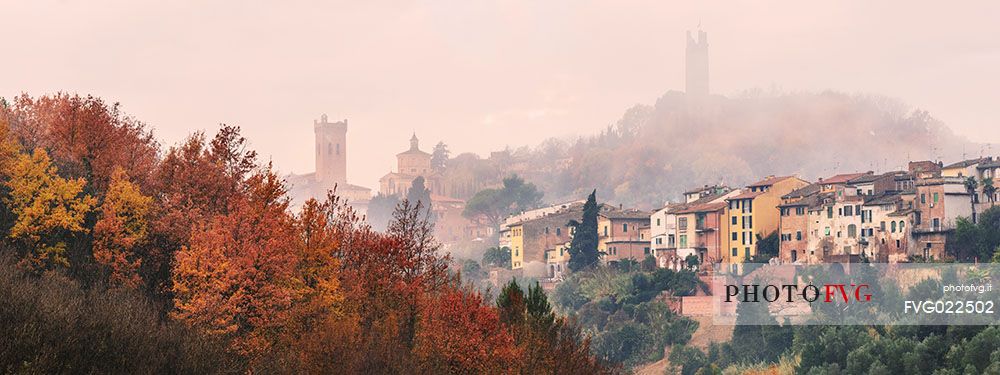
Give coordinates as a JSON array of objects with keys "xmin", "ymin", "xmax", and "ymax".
[
  {"xmin": 314, "ymin": 114, "xmax": 347, "ymax": 185},
  {"xmin": 685, "ymin": 29, "xmax": 710, "ymax": 96}
]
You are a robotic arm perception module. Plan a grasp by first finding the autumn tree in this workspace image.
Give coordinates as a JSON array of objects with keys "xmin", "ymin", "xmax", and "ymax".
[
  {"xmin": 1, "ymin": 93, "xmax": 158, "ymax": 195},
  {"xmin": 2, "ymin": 148, "xmax": 95, "ymax": 271},
  {"xmin": 413, "ymin": 286, "xmax": 520, "ymax": 373},
  {"xmin": 171, "ymin": 166, "xmax": 299, "ymax": 360},
  {"xmin": 148, "ymin": 126, "xmax": 258, "ymax": 303},
  {"xmin": 93, "ymin": 167, "xmax": 153, "ymax": 288}
]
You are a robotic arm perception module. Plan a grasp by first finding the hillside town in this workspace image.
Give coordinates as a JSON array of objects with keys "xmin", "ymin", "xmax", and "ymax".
[
  {"xmin": 287, "ymin": 110, "xmax": 999, "ymax": 285},
  {"xmin": 496, "ymin": 157, "xmax": 998, "ymax": 280}
]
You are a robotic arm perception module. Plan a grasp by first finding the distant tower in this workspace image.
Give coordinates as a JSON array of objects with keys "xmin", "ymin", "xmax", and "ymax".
[
  {"xmin": 409, "ymin": 132, "xmax": 420, "ymax": 151},
  {"xmin": 685, "ymin": 29, "xmax": 710, "ymax": 96},
  {"xmin": 314, "ymin": 114, "xmax": 348, "ymax": 185}
]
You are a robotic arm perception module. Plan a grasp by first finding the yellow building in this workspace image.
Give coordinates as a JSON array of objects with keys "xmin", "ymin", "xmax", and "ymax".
[
  {"xmin": 724, "ymin": 175, "xmax": 809, "ymax": 263},
  {"xmin": 509, "ymin": 223, "xmax": 525, "ymax": 269},
  {"xmin": 941, "ymin": 157, "xmax": 989, "ymax": 178}
]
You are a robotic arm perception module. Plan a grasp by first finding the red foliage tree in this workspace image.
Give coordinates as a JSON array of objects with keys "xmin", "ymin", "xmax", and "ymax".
[{"xmin": 413, "ymin": 286, "xmax": 521, "ymax": 373}]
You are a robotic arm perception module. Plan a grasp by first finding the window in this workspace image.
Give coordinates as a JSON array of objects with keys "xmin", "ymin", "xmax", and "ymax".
[
  {"xmin": 896, "ymin": 240, "xmax": 901, "ymax": 248},
  {"xmin": 796, "ymin": 207, "xmax": 806, "ymax": 215},
  {"xmin": 656, "ymin": 238, "xmax": 662, "ymax": 245},
  {"xmin": 556, "ymin": 228, "xmax": 561, "ymax": 236},
  {"xmin": 933, "ymin": 218, "xmax": 941, "ymax": 229},
  {"xmin": 732, "ymin": 248, "xmax": 738, "ymax": 256},
  {"xmin": 679, "ymin": 217, "xmax": 688, "ymax": 230},
  {"xmin": 622, "ymin": 223, "xmax": 628, "ymax": 233},
  {"xmin": 732, "ymin": 232, "xmax": 738, "ymax": 241},
  {"xmin": 336, "ymin": 143, "xmax": 340, "ymax": 155},
  {"xmin": 891, "ymin": 221, "xmax": 897, "ymax": 233},
  {"xmin": 604, "ymin": 226, "xmax": 608, "ymax": 236},
  {"xmin": 745, "ymin": 247, "xmax": 751, "ymax": 258},
  {"xmin": 656, "ymin": 218, "xmax": 661, "ymax": 226},
  {"xmin": 880, "ymin": 221, "xmax": 886, "ymax": 231},
  {"xmin": 845, "ymin": 206, "xmax": 853, "ymax": 216},
  {"xmin": 644, "ymin": 247, "xmax": 650, "ymax": 255},
  {"xmin": 732, "ymin": 216, "xmax": 737, "ymax": 225},
  {"xmin": 796, "ymin": 231, "xmax": 802, "ymax": 241},
  {"xmin": 899, "ymin": 221, "xmax": 905, "ymax": 231},
  {"xmin": 680, "ymin": 235, "xmax": 688, "ymax": 248},
  {"xmin": 848, "ymin": 224, "xmax": 857, "ymax": 238},
  {"xmin": 921, "ymin": 194, "xmax": 926, "ymax": 204},
  {"xmin": 825, "ymin": 227, "xmax": 831, "ymax": 236},
  {"xmin": 827, "ymin": 207, "xmax": 833, "ymax": 219},
  {"xmin": 933, "ymin": 193, "xmax": 939, "ymax": 204}
]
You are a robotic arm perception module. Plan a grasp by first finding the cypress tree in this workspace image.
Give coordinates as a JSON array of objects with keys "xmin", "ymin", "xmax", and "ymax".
[{"xmin": 567, "ymin": 190, "xmax": 600, "ymax": 272}]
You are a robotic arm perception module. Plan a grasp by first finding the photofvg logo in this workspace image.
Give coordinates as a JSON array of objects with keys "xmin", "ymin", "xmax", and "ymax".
[
  {"xmin": 725, "ymin": 283, "xmax": 872, "ymax": 304},
  {"xmin": 709, "ymin": 263, "xmax": 999, "ymax": 326}
]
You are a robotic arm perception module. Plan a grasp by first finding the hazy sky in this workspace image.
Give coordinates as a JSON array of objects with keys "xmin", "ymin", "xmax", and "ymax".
[{"xmin": 3, "ymin": 1, "xmax": 999, "ymax": 189}]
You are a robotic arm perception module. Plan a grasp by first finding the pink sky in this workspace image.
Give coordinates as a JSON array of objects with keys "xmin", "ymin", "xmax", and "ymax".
[{"xmin": 3, "ymin": 1, "xmax": 999, "ymax": 189}]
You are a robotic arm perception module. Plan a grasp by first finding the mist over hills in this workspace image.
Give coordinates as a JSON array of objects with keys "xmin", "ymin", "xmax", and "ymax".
[{"xmin": 502, "ymin": 90, "xmax": 980, "ymax": 209}]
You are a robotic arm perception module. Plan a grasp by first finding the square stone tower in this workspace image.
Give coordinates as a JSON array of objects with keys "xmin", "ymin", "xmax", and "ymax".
[
  {"xmin": 314, "ymin": 114, "xmax": 348, "ymax": 185},
  {"xmin": 685, "ymin": 29, "xmax": 710, "ymax": 96}
]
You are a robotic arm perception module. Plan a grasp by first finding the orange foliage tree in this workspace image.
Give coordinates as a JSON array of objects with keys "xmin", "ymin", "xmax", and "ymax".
[
  {"xmin": 93, "ymin": 167, "xmax": 152, "ymax": 288},
  {"xmin": 170, "ymin": 167, "xmax": 300, "ymax": 358}
]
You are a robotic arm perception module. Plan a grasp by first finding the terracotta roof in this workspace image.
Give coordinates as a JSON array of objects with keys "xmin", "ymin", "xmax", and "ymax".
[
  {"xmin": 864, "ymin": 192, "xmax": 901, "ymax": 206},
  {"xmin": 675, "ymin": 202, "xmax": 727, "ymax": 214},
  {"xmin": 778, "ymin": 194, "xmax": 820, "ymax": 208},
  {"xmin": 600, "ymin": 208, "xmax": 650, "ymax": 220},
  {"xmin": 943, "ymin": 157, "xmax": 991, "ymax": 170},
  {"xmin": 748, "ymin": 175, "xmax": 795, "ymax": 187},
  {"xmin": 782, "ymin": 183, "xmax": 820, "ymax": 199},
  {"xmin": 727, "ymin": 190, "xmax": 766, "ymax": 200},
  {"xmin": 821, "ymin": 172, "xmax": 871, "ymax": 185},
  {"xmin": 848, "ymin": 173, "xmax": 883, "ymax": 184},
  {"xmin": 683, "ymin": 185, "xmax": 728, "ymax": 195}
]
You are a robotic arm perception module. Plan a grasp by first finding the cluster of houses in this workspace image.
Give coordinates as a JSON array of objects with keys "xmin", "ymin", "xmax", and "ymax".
[{"xmin": 500, "ymin": 157, "xmax": 1000, "ymax": 280}]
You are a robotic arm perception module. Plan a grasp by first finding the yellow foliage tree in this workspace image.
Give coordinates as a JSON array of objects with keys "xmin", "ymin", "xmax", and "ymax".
[
  {"xmin": 3, "ymin": 148, "xmax": 95, "ymax": 271},
  {"xmin": 93, "ymin": 167, "xmax": 152, "ymax": 287}
]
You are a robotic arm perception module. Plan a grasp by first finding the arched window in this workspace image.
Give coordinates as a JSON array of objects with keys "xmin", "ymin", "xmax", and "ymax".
[
  {"xmin": 891, "ymin": 221, "xmax": 897, "ymax": 233},
  {"xmin": 899, "ymin": 221, "xmax": 905, "ymax": 231}
]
